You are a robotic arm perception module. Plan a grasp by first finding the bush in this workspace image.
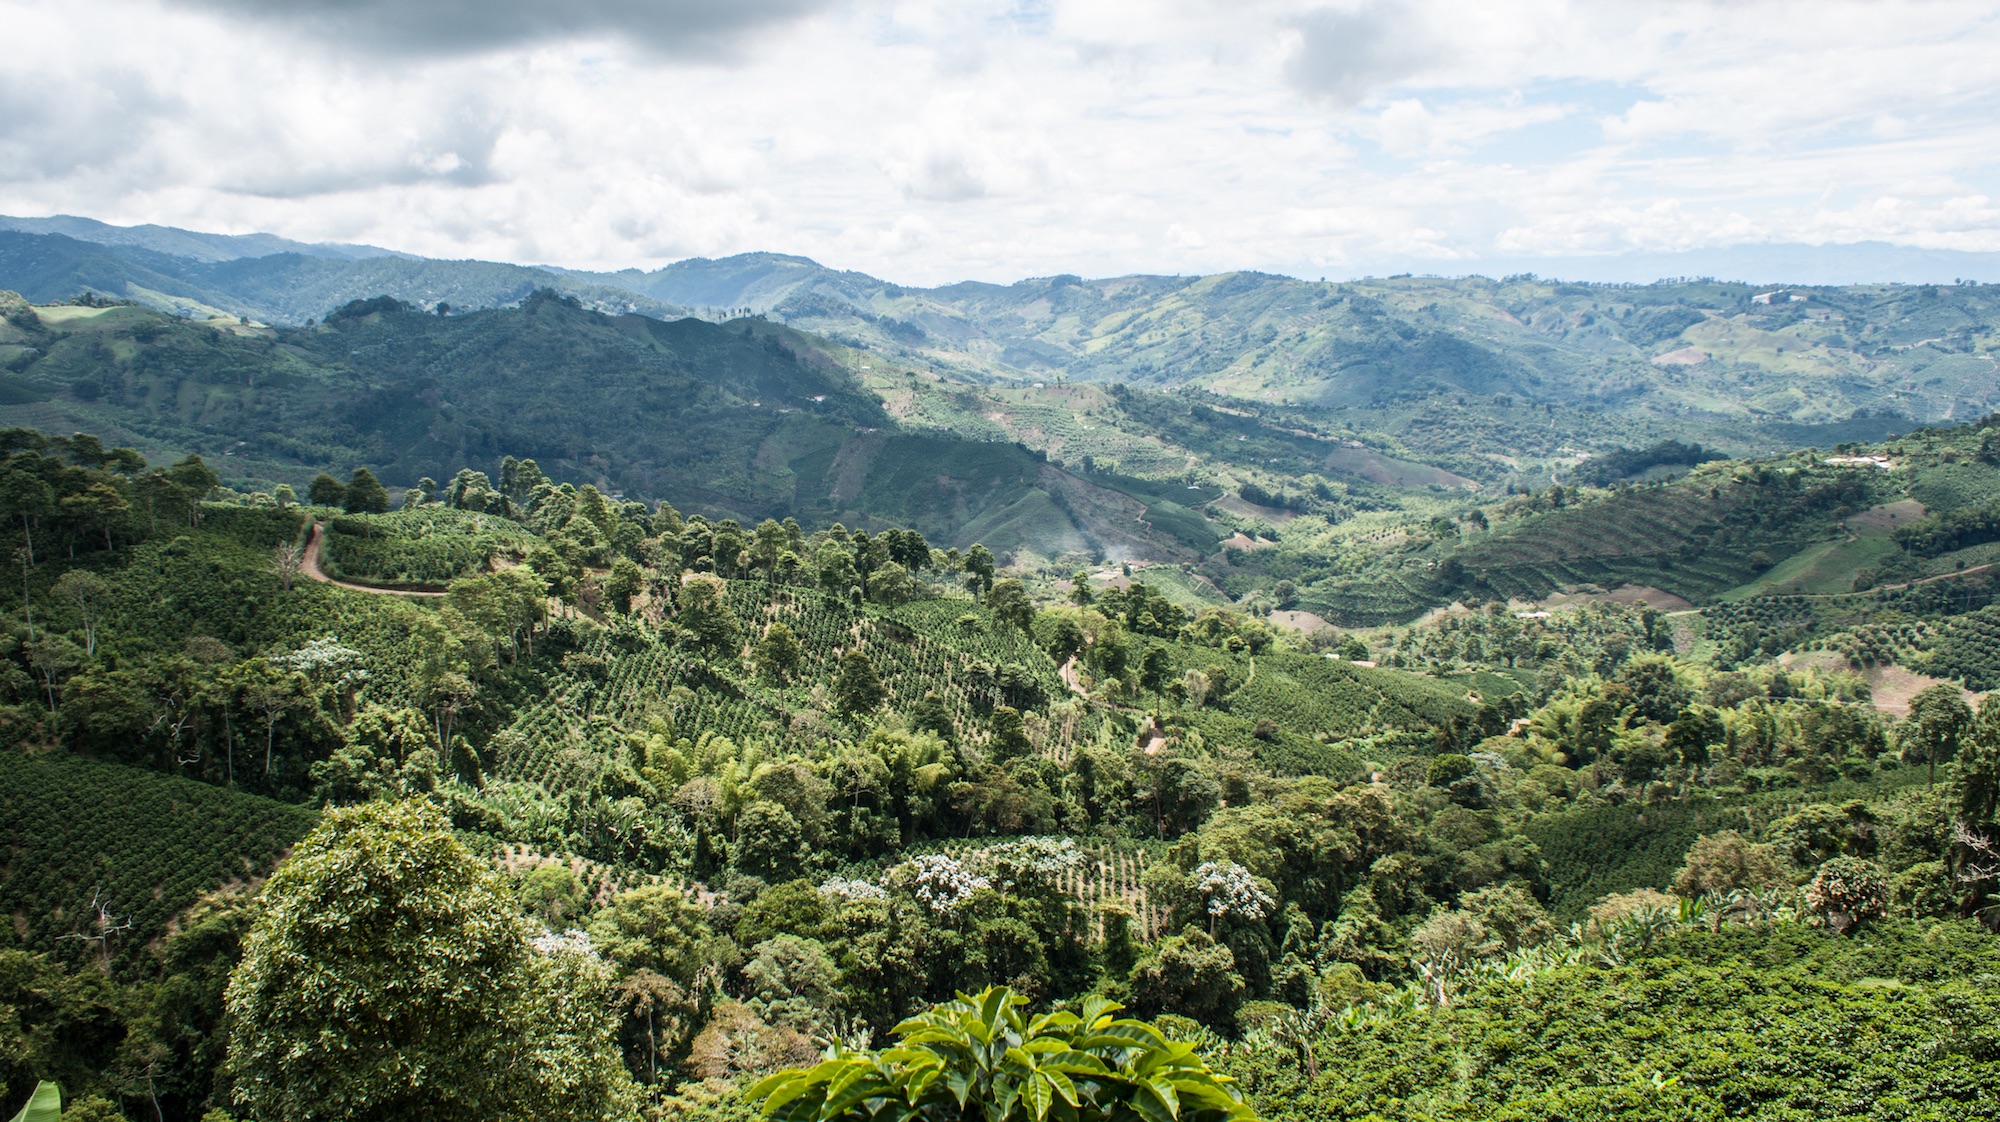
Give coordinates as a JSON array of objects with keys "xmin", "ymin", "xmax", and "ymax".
[{"xmin": 1803, "ymin": 856, "xmax": 1889, "ymax": 933}]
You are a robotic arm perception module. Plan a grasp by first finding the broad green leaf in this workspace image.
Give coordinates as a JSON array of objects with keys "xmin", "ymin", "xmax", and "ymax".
[
  {"xmin": 1043, "ymin": 1067, "xmax": 1082, "ymax": 1107},
  {"xmin": 1025, "ymin": 1073, "xmax": 1053, "ymax": 1122},
  {"xmin": 1130, "ymin": 1080, "xmax": 1179, "ymax": 1122},
  {"xmin": 7, "ymin": 1082, "xmax": 59, "ymax": 1122}
]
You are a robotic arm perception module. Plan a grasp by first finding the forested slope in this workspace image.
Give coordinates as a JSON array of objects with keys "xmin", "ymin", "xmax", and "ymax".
[{"xmin": 1, "ymin": 419, "xmax": 1996, "ymax": 1121}]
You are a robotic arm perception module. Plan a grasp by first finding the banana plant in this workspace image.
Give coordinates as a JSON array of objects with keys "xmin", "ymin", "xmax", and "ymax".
[
  {"xmin": 7, "ymin": 1082, "xmax": 59, "ymax": 1122},
  {"xmin": 748, "ymin": 987, "xmax": 1258, "ymax": 1122}
]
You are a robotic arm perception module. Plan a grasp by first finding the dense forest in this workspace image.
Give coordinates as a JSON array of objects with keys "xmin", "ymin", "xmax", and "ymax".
[{"xmin": 1, "ymin": 397, "xmax": 1996, "ymax": 1120}]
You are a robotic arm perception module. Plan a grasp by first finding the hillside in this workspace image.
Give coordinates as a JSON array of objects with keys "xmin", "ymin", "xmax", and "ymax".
[
  {"xmin": 0, "ymin": 230, "xmax": 689, "ymax": 324},
  {"xmin": 1215, "ymin": 415, "xmax": 2000, "ymax": 629},
  {"xmin": 0, "ymin": 289, "xmax": 1195, "ymax": 560},
  {"xmin": 0, "ymin": 425, "xmax": 1996, "ymax": 1121},
  {"xmin": 4, "ymin": 219, "xmax": 1989, "ymax": 484}
]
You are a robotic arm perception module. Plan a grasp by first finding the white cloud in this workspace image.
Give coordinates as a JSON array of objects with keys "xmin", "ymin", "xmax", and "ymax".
[{"xmin": 0, "ymin": 0, "xmax": 1996, "ymax": 283}]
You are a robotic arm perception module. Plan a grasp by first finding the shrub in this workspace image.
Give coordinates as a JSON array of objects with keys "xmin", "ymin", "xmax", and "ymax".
[{"xmin": 1803, "ymin": 856, "xmax": 1889, "ymax": 934}]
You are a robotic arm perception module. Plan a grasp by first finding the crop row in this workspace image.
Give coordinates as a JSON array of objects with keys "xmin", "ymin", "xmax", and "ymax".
[{"xmin": 0, "ymin": 753, "xmax": 317, "ymax": 972}]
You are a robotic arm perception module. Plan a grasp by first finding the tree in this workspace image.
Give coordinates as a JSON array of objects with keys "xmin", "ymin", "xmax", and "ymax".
[
  {"xmin": 1803, "ymin": 856, "xmax": 1889, "ymax": 935},
  {"xmin": 835, "ymin": 649, "xmax": 887, "ymax": 716},
  {"xmin": 753, "ymin": 623, "xmax": 804, "ymax": 684},
  {"xmin": 224, "ymin": 801, "xmax": 636, "ymax": 1122},
  {"xmin": 61, "ymin": 481, "xmax": 128, "ymax": 552},
  {"xmin": 588, "ymin": 884, "xmax": 717, "ymax": 988},
  {"xmin": 987, "ymin": 578, "xmax": 1033, "ymax": 633},
  {"xmin": 307, "ymin": 473, "xmax": 346, "ymax": 509},
  {"xmin": 25, "ymin": 636, "xmax": 81, "ymax": 713},
  {"xmin": 1129, "ymin": 929, "xmax": 1246, "ymax": 1028},
  {"xmin": 605, "ymin": 558, "xmax": 644, "ymax": 614},
  {"xmin": 269, "ymin": 542, "xmax": 305, "ymax": 592},
  {"xmin": 964, "ymin": 543, "xmax": 996, "ymax": 594},
  {"xmin": 866, "ymin": 560, "xmax": 920, "ymax": 607},
  {"xmin": 1069, "ymin": 570, "xmax": 1095, "ymax": 606},
  {"xmin": 1672, "ymin": 831, "xmax": 1791, "ymax": 896},
  {"xmin": 343, "ymin": 468, "xmax": 390, "ymax": 515},
  {"xmin": 51, "ymin": 570, "xmax": 108, "ymax": 656},
  {"xmin": 166, "ymin": 455, "xmax": 219, "ymax": 526},
  {"xmin": 1905, "ymin": 684, "xmax": 1973, "ymax": 788},
  {"xmin": 1951, "ymin": 696, "xmax": 2000, "ymax": 918},
  {"xmin": 0, "ymin": 468, "xmax": 54, "ymax": 568},
  {"xmin": 988, "ymin": 705, "xmax": 1031, "ymax": 760},
  {"xmin": 230, "ymin": 660, "xmax": 309, "ymax": 777},
  {"xmin": 1139, "ymin": 647, "xmax": 1172, "ymax": 700},
  {"xmin": 676, "ymin": 574, "xmax": 741, "ymax": 655},
  {"xmin": 748, "ymin": 987, "xmax": 1255, "ymax": 1122},
  {"xmin": 813, "ymin": 542, "xmax": 859, "ymax": 598}
]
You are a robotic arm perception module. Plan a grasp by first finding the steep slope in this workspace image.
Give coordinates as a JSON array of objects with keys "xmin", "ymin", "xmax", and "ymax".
[{"xmin": 0, "ymin": 290, "xmax": 1191, "ymax": 560}]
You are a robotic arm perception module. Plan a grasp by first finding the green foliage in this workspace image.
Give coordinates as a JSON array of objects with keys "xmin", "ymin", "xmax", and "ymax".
[
  {"xmin": 308, "ymin": 473, "xmax": 344, "ymax": 508},
  {"xmin": 7, "ymin": 1083, "xmax": 59, "ymax": 1122},
  {"xmin": 342, "ymin": 468, "xmax": 390, "ymax": 514},
  {"xmin": 224, "ymin": 800, "xmax": 637, "ymax": 1122},
  {"xmin": 0, "ymin": 753, "xmax": 315, "ymax": 972},
  {"xmin": 317, "ymin": 507, "xmax": 535, "ymax": 586},
  {"xmin": 747, "ymin": 986, "xmax": 1255, "ymax": 1122},
  {"xmin": 1227, "ymin": 920, "xmax": 2000, "ymax": 1122},
  {"xmin": 1801, "ymin": 856, "xmax": 1890, "ymax": 933},
  {"xmin": 1526, "ymin": 802, "xmax": 1703, "ymax": 919}
]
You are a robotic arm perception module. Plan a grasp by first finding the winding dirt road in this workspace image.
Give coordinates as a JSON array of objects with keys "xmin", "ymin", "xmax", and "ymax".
[{"xmin": 300, "ymin": 522, "xmax": 449, "ymax": 598}]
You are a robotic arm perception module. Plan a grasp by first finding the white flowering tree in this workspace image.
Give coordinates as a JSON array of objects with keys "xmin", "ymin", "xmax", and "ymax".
[
  {"xmin": 985, "ymin": 836, "xmax": 1083, "ymax": 895},
  {"xmin": 896, "ymin": 853, "xmax": 992, "ymax": 915},
  {"xmin": 1193, "ymin": 861, "xmax": 1276, "ymax": 934},
  {"xmin": 817, "ymin": 876, "xmax": 889, "ymax": 902}
]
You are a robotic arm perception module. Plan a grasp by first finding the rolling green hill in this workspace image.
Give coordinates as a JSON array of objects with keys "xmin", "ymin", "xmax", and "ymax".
[
  {"xmin": 0, "ymin": 290, "xmax": 1198, "ymax": 560},
  {"xmin": 2, "ymin": 221, "xmax": 1979, "ymax": 493},
  {"xmin": 3, "ymin": 422, "xmax": 1995, "ymax": 1122}
]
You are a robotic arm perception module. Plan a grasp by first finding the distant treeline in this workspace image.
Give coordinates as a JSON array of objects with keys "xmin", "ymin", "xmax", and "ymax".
[
  {"xmin": 1569, "ymin": 439, "xmax": 1725, "ymax": 486},
  {"xmin": 1896, "ymin": 499, "xmax": 2000, "ymax": 558}
]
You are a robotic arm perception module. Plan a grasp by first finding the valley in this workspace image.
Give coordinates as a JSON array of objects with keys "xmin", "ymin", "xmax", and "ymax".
[{"xmin": 1, "ymin": 234, "xmax": 1998, "ymax": 1122}]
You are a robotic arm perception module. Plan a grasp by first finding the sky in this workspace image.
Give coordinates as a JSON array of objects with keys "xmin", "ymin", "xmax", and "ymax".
[{"xmin": 4, "ymin": 0, "xmax": 2000, "ymax": 285}]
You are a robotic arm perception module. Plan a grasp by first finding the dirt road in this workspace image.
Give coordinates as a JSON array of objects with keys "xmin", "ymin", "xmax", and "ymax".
[{"xmin": 300, "ymin": 522, "xmax": 449, "ymax": 597}]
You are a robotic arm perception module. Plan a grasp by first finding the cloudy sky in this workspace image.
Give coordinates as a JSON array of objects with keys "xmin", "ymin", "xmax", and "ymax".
[{"xmin": 4, "ymin": 0, "xmax": 1999, "ymax": 284}]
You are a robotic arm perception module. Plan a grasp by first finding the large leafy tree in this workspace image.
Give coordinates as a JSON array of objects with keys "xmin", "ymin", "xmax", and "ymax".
[
  {"xmin": 223, "ymin": 801, "xmax": 636, "ymax": 1122},
  {"xmin": 837, "ymin": 649, "xmax": 888, "ymax": 716},
  {"xmin": 343, "ymin": 467, "xmax": 391, "ymax": 514},
  {"xmin": 749, "ymin": 987, "xmax": 1256, "ymax": 1122},
  {"xmin": 1906, "ymin": 684, "xmax": 1974, "ymax": 788}
]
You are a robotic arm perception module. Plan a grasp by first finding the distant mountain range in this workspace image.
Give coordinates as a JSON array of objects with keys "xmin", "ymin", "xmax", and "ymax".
[
  {"xmin": 0, "ymin": 214, "xmax": 411, "ymax": 263},
  {"xmin": 6, "ymin": 214, "xmax": 2000, "ymax": 532}
]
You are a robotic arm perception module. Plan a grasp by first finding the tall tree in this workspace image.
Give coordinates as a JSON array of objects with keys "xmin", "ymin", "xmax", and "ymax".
[
  {"xmin": 753, "ymin": 622, "xmax": 804, "ymax": 684},
  {"xmin": 165, "ymin": 455, "xmax": 218, "ymax": 526},
  {"xmin": 307, "ymin": 473, "xmax": 346, "ymax": 509},
  {"xmin": 343, "ymin": 468, "xmax": 391, "ymax": 515},
  {"xmin": 51, "ymin": 570, "xmax": 108, "ymax": 656},
  {"xmin": 988, "ymin": 578, "xmax": 1034, "ymax": 633},
  {"xmin": 835, "ymin": 649, "xmax": 887, "ymax": 716},
  {"xmin": 224, "ymin": 801, "xmax": 637, "ymax": 1122},
  {"xmin": 1907, "ymin": 683, "xmax": 1974, "ymax": 788},
  {"xmin": 964, "ymin": 543, "xmax": 996, "ymax": 594}
]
